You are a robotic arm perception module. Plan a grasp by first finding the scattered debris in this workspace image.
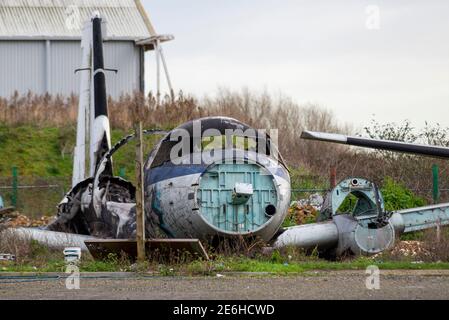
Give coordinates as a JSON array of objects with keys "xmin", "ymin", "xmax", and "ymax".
[
  {"xmin": 389, "ymin": 241, "xmax": 431, "ymax": 258},
  {"xmin": 7, "ymin": 214, "xmax": 30, "ymax": 227},
  {"xmin": 287, "ymin": 203, "xmax": 319, "ymax": 225},
  {"xmin": 64, "ymin": 247, "xmax": 82, "ymax": 264},
  {"xmin": 293, "ymin": 193, "xmax": 324, "ymax": 211},
  {"xmin": 0, "ymin": 254, "xmax": 16, "ymax": 262},
  {"xmin": 0, "ymin": 209, "xmax": 18, "ymax": 224},
  {"xmin": 372, "ymin": 241, "xmax": 431, "ymax": 260},
  {"xmin": 1, "ymin": 213, "xmax": 55, "ymax": 228},
  {"xmin": 0, "ymin": 207, "xmax": 15, "ymax": 216}
]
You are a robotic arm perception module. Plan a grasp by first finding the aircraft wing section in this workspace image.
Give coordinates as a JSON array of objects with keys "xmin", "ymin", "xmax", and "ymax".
[{"xmin": 301, "ymin": 130, "xmax": 449, "ymax": 159}]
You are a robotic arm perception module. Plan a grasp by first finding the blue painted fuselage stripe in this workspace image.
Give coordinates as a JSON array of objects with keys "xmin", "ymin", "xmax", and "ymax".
[
  {"xmin": 147, "ymin": 165, "xmax": 207, "ymax": 185},
  {"xmin": 146, "ymin": 164, "xmax": 289, "ymax": 185}
]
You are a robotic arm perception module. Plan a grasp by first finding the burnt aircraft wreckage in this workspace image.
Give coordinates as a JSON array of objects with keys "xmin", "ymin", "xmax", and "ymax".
[
  {"xmin": 49, "ymin": 115, "xmax": 291, "ymax": 243},
  {"xmin": 276, "ymin": 132, "xmax": 449, "ymax": 256},
  {"xmin": 4, "ymin": 13, "xmax": 449, "ymax": 258},
  {"xmin": 47, "ymin": 13, "xmax": 292, "ymax": 242},
  {"xmin": 5, "ymin": 13, "xmax": 292, "ymax": 252}
]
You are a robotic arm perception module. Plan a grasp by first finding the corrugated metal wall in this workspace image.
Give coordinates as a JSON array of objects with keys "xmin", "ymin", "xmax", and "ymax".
[
  {"xmin": 0, "ymin": 40, "xmax": 141, "ymax": 99},
  {"xmin": 0, "ymin": 41, "xmax": 46, "ymax": 95},
  {"xmin": 49, "ymin": 41, "xmax": 82, "ymax": 95}
]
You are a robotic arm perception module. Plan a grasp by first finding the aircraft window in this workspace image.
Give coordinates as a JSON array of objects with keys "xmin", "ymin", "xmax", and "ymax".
[
  {"xmin": 202, "ymin": 135, "xmax": 257, "ymax": 151},
  {"xmin": 150, "ymin": 140, "xmax": 178, "ymax": 168},
  {"xmin": 336, "ymin": 193, "xmax": 358, "ymax": 214},
  {"xmin": 265, "ymin": 204, "xmax": 277, "ymax": 217},
  {"xmin": 336, "ymin": 192, "xmax": 378, "ymax": 217}
]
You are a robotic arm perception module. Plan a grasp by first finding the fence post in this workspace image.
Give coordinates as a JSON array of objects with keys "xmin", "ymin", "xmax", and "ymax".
[
  {"xmin": 432, "ymin": 164, "xmax": 439, "ymax": 204},
  {"xmin": 330, "ymin": 166, "xmax": 337, "ymax": 189},
  {"xmin": 119, "ymin": 167, "xmax": 126, "ymax": 179},
  {"xmin": 11, "ymin": 166, "xmax": 18, "ymax": 208},
  {"xmin": 134, "ymin": 121, "xmax": 146, "ymax": 262}
]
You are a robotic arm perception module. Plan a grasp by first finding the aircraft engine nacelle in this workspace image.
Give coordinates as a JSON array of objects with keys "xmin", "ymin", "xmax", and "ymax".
[
  {"xmin": 274, "ymin": 177, "xmax": 395, "ymax": 256},
  {"xmin": 321, "ymin": 177, "xmax": 395, "ymax": 256}
]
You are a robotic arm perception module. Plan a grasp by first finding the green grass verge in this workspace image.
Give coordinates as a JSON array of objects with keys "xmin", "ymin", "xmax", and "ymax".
[
  {"xmin": 0, "ymin": 125, "xmax": 164, "ymax": 214},
  {"xmin": 2, "ymin": 256, "xmax": 449, "ymax": 275},
  {"xmin": 186, "ymin": 256, "xmax": 449, "ymax": 275},
  {"xmin": 0, "ymin": 124, "xmax": 163, "ymax": 179}
]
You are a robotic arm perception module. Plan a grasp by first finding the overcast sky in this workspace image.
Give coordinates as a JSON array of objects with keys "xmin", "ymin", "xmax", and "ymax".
[{"xmin": 142, "ymin": 0, "xmax": 449, "ymax": 131}]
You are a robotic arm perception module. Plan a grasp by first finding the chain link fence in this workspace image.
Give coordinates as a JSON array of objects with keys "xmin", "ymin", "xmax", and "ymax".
[
  {"xmin": 0, "ymin": 176, "xmax": 70, "ymax": 218},
  {"xmin": 0, "ymin": 167, "xmax": 445, "ymax": 219}
]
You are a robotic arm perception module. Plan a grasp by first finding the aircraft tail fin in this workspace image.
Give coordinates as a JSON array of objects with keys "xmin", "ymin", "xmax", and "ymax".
[
  {"xmin": 72, "ymin": 12, "xmax": 113, "ymax": 187},
  {"xmin": 90, "ymin": 13, "xmax": 113, "ymax": 177}
]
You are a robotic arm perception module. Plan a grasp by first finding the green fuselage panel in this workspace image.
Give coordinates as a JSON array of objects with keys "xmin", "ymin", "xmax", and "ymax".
[{"xmin": 198, "ymin": 163, "xmax": 278, "ymax": 233}]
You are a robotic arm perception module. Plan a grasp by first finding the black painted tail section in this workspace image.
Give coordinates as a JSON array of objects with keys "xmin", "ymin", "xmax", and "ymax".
[
  {"xmin": 92, "ymin": 15, "xmax": 112, "ymax": 175},
  {"xmin": 92, "ymin": 16, "xmax": 108, "ymax": 119}
]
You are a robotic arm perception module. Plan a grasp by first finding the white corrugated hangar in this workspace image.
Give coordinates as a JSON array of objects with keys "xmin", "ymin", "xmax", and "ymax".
[{"xmin": 0, "ymin": 0, "xmax": 168, "ymax": 99}]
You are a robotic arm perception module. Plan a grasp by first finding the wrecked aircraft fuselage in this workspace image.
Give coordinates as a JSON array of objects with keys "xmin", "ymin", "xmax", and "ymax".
[
  {"xmin": 45, "ymin": 15, "xmax": 291, "ymax": 246},
  {"xmin": 50, "ymin": 117, "xmax": 291, "ymax": 244},
  {"xmin": 145, "ymin": 117, "xmax": 291, "ymax": 242},
  {"xmin": 33, "ymin": 11, "xmax": 449, "ymax": 258}
]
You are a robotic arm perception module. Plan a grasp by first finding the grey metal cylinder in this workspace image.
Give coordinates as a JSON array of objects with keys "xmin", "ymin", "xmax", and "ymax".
[
  {"xmin": 1, "ymin": 228, "xmax": 94, "ymax": 252},
  {"xmin": 390, "ymin": 212, "xmax": 405, "ymax": 234},
  {"xmin": 273, "ymin": 221, "xmax": 339, "ymax": 250}
]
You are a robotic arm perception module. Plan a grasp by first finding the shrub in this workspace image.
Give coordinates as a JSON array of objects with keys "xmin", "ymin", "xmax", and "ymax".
[{"xmin": 381, "ymin": 177, "xmax": 426, "ymax": 211}]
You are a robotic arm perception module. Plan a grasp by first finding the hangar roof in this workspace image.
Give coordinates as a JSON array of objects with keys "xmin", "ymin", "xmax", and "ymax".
[{"xmin": 0, "ymin": 0, "xmax": 156, "ymax": 40}]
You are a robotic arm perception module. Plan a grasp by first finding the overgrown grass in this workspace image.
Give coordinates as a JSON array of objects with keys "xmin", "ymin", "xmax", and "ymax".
[
  {"xmin": 1, "ymin": 90, "xmax": 448, "ymax": 205},
  {"xmin": 2, "ymin": 236, "xmax": 449, "ymax": 275},
  {"xmin": 3, "ymin": 255, "xmax": 449, "ymax": 275},
  {"xmin": 0, "ymin": 90, "xmax": 350, "ymax": 173},
  {"xmin": 0, "ymin": 238, "xmax": 132, "ymax": 273},
  {"xmin": 0, "ymin": 124, "xmax": 161, "ymax": 179},
  {"xmin": 0, "ymin": 125, "xmax": 162, "ymax": 214},
  {"xmin": 0, "ymin": 123, "xmax": 329, "ymax": 216},
  {"xmin": 0, "ymin": 125, "xmax": 73, "ymax": 177},
  {"xmin": 186, "ymin": 256, "xmax": 449, "ymax": 275}
]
